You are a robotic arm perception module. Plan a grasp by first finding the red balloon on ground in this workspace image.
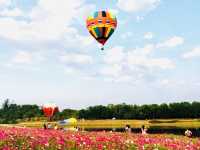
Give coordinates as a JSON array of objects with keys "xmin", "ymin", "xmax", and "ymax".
[{"xmin": 42, "ymin": 103, "xmax": 58, "ymax": 118}]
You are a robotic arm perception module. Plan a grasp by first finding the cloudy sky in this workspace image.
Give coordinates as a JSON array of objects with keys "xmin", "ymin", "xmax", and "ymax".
[{"xmin": 0, "ymin": 0, "xmax": 199, "ymax": 109}]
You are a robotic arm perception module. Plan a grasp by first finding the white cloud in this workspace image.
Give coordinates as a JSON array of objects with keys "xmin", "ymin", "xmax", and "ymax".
[
  {"xmin": 64, "ymin": 67, "xmax": 81, "ymax": 75},
  {"xmin": 131, "ymin": 44, "xmax": 155, "ymax": 55},
  {"xmin": 0, "ymin": 0, "xmax": 94, "ymax": 47},
  {"xmin": 117, "ymin": 0, "xmax": 160, "ymax": 12},
  {"xmin": 12, "ymin": 51, "xmax": 33, "ymax": 64},
  {"xmin": 158, "ymin": 79, "xmax": 186, "ymax": 88},
  {"xmin": 195, "ymin": 82, "xmax": 200, "ymax": 86},
  {"xmin": 160, "ymin": 79, "xmax": 170, "ymax": 86},
  {"xmin": 139, "ymin": 44, "xmax": 155, "ymax": 55},
  {"xmin": 0, "ymin": 8, "xmax": 23, "ymax": 17},
  {"xmin": 74, "ymin": 34, "xmax": 94, "ymax": 47},
  {"xmin": 100, "ymin": 64, "xmax": 122, "ymax": 77},
  {"xmin": 98, "ymin": 44, "xmax": 175, "ymax": 83},
  {"xmin": 103, "ymin": 75, "xmax": 133, "ymax": 83},
  {"xmin": 0, "ymin": 0, "xmax": 23, "ymax": 19},
  {"xmin": 144, "ymin": 32, "xmax": 154, "ymax": 40},
  {"xmin": 61, "ymin": 37, "xmax": 176, "ymax": 83},
  {"xmin": 61, "ymin": 26, "xmax": 94, "ymax": 47},
  {"xmin": 0, "ymin": 18, "xmax": 29, "ymax": 41},
  {"xmin": 121, "ymin": 32, "xmax": 132, "ymax": 39},
  {"xmin": 103, "ymin": 46, "xmax": 125, "ymax": 64},
  {"xmin": 60, "ymin": 53, "xmax": 93, "ymax": 65},
  {"xmin": 31, "ymin": 0, "xmax": 83, "ymax": 22},
  {"xmin": 11, "ymin": 51, "xmax": 45, "ymax": 65},
  {"xmin": 109, "ymin": 9, "xmax": 119, "ymax": 16},
  {"xmin": 127, "ymin": 52, "xmax": 175, "ymax": 70},
  {"xmin": 63, "ymin": 35, "xmax": 181, "ymax": 83},
  {"xmin": 182, "ymin": 47, "xmax": 200, "ymax": 59},
  {"xmin": 148, "ymin": 58, "xmax": 175, "ymax": 69},
  {"xmin": 157, "ymin": 36, "xmax": 184, "ymax": 48},
  {"xmin": 115, "ymin": 75, "xmax": 133, "ymax": 82},
  {"xmin": 136, "ymin": 16, "xmax": 144, "ymax": 22},
  {"xmin": 0, "ymin": 0, "xmax": 11, "ymax": 7}
]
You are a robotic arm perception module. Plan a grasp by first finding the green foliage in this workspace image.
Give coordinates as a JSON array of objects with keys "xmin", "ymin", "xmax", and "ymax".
[
  {"xmin": 54, "ymin": 109, "xmax": 78, "ymax": 120},
  {"xmin": 78, "ymin": 101, "xmax": 200, "ymax": 120},
  {"xmin": 1, "ymin": 99, "xmax": 200, "ymax": 123},
  {"xmin": 0, "ymin": 99, "xmax": 43, "ymax": 124},
  {"xmin": 144, "ymin": 144, "xmax": 168, "ymax": 150}
]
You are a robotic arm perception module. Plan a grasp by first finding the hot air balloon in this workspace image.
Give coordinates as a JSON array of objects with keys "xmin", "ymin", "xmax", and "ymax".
[
  {"xmin": 68, "ymin": 118, "xmax": 77, "ymax": 125},
  {"xmin": 42, "ymin": 103, "xmax": 58, "ymax": 121},
  {"xmin": 58, "ymin": 118, "xmax": 77, "ymax": 126},
  {"xmin": 86, "ymin": 10, "xmax": 117, "ymax": 50}
]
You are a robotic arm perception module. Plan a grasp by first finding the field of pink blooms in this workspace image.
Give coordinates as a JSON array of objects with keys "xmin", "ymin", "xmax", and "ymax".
[{"xmin": 0, "ymin": 127, "xmax": 200, "ymax": 150}]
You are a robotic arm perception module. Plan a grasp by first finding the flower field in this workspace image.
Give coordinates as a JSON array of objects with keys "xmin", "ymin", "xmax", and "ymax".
[{"xmin": 0, "ymin": 127, "xmax": 200, "ymax": 150}]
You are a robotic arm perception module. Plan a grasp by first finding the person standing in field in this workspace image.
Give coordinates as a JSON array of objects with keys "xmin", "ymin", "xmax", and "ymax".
[
  {"xmin": 54, "ymin": 124, "xmax": 58, "ymax": 130},
  {"xmin": 185, "ymin": 129, "xmax": 192, "ymax": 137},
  {"xmin": 43, "ymin": 123, "xmax": 47, "ymax": 130},
  {"xmin": 125, "ymin": 125, "xmax": 131, "ymax": 133},
  {"xmin": 141, "ymin": 125, "xmax": 148, "ymax": 135},
  {"xmin": 47, "ymin": 123, "xmax": 52, "ymax": 129}
]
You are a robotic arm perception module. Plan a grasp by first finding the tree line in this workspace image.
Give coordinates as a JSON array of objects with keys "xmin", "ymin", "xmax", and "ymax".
[
  {"xmin": 0, "ymin": 99, "xmax": 78, "ymax": 124},
  {"xmin": 0, "ymin": 99, "xmax": 200, "ymax": 124},
  {"xmin": 78, "ymin": 102, "xmax": 200, "ymax": 119}
]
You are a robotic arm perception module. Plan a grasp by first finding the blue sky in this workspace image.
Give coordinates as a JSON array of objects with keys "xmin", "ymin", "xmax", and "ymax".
[{"xmin": 0, "ymin": 0, "xmax": 200, "ymax": 109}]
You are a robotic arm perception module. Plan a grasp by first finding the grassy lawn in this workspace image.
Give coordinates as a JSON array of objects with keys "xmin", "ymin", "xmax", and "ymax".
[{"xmin": 16, "ymin": 119, "xmax": 200, "ymax": 129}]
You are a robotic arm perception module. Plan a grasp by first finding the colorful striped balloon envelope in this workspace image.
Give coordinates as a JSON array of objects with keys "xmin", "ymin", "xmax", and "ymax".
[{"xmin": 86, "ymin": 10, "xmax": 117, "ymax": 50}]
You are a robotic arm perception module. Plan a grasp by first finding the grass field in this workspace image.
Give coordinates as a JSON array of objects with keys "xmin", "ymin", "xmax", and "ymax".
[{"xmin": 16, "ymin": 119, "xmax": 200, "ymax": 129}]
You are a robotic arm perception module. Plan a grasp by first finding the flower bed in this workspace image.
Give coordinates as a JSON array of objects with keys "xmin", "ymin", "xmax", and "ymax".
[{"xmin": 0, "ymin": 127, "xmax": 199, "ymax": 150}]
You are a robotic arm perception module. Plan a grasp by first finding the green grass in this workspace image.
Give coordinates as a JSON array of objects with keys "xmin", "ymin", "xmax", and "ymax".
[{"xmin": 16, "ymin": 119, "xmax": 200, "ymax": 129}]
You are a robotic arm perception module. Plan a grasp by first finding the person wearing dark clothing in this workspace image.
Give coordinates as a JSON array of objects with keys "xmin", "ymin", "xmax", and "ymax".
[{"xmin": 43, "ymin": 123, "xmax": 47, "ymax": 129}]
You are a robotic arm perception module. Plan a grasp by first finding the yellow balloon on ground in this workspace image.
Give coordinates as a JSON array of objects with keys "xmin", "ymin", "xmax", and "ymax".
[{"xmin": 68, "ymin": 118, "xmax": 77, "ymax": 124}]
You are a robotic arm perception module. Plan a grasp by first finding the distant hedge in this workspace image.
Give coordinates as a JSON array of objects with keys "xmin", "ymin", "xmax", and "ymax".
[
  {"xmin": 78, "ymin": 102, "xmax": 200, "ymax": 119},
  {"xmin": 1, "ymin": 99, "xmax": 200, "ymax": 123}
]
